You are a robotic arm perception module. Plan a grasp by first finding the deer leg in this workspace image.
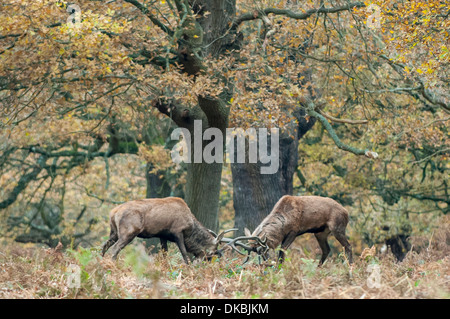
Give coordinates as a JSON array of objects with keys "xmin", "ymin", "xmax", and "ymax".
[
  {"xmin": 101, "ymin": 223, "xmax": 118, "ymax": 256},
  {"xmin": 109, "ymin": 238, "xmax": 135, "ymax": 260},
  {"xmin": 278, "ymin": 232, "xmax": 297, "ymax": 264},
  {"xmin": 109, "ymin": 229, "xmax": 140, "ymax": 260},
  {"xmin": 159, "ymin": 238, "xmax": 169, "ymax": 259},
  {"xmin": 101, "ymin": 234, "xmax": 118, "ymax": 257},
  {"xmin": 160, "ymin": 238, "xmax": 168, "ymax": 252},
  {"xmin": 173, "ymin": 233, "xmax": 190, "ymax": 264},
  {"xmin": 314, "ymin": 230, "xmax": 331, "ymax": 266},
  {"xmin": 333, "ymin": 231, "xmax": 353, "ymax": 264}
]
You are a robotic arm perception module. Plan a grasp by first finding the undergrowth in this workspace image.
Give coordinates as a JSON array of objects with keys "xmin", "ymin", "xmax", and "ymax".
[{"xmin": 0, "ymin": 216, "xmax": 448, "ymax": 299}]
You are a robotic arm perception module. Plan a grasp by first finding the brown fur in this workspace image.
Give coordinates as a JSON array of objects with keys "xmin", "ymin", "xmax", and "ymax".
[
  {"xmin": 101, "ymin": 197, "xmax": 219, "ymax": 264},
  {"xmin": 251, "ymin": 195, "xmax": 353, "ymax": 265}
]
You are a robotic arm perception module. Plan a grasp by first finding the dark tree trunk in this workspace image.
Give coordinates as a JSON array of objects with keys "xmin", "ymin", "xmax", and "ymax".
[
  {"xmin": 145, "ymin": 163, "xmax": 172, "ymax": 199},
  {"xmin": 185, "ymin": 162, "xmax": 223, "ymax": 231},
  {"xmin": 232, "ymin": 109, "xmax": 316, "ymax": 234},
  {"xmin": 184, "ymin": 103, "xmax": 228, "ymax": 231},
  {"xmin": 169, "ymin": 1, "xmax": 235, "ymax": 232},
  {"xmin": 231, "ymin": 133, "xmax": 299, "ymax": 234}
]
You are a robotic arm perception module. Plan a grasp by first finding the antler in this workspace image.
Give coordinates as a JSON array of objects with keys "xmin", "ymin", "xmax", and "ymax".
[
  {"xmin": 242, "ymin": 243, "xmax": 270, "ymax": 264},
  {"xmin": 221, "ymin": 235, "xmax": 268, "ymax": 256},
  {"xmin": 213, "ymin": 228, "xmax": 238, "ymax": 246}
]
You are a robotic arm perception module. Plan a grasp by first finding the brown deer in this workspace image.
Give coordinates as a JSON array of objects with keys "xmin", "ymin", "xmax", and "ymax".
[
  {"xmin": 101, "ymin": 197, "xmax": 236, "ymax": 264},
  {"xmin": 226, "ymin": 195, "xmax": 353, "ymax": 265}
]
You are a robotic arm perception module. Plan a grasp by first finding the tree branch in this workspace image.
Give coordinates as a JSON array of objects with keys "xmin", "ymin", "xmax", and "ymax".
[
  {"xmin": 151, "ymin": 98, "xmax": 194, "ymax": 128},
  {"xmin": 232, "ymin": 2, "xmax": 365, "ymax": 29},
  {"xmin": 123, "ymin": 0, "xmax": 174, "ymax": 36},
  {"xmin": 0, "ymin": 155, "xmax": 47, "ymax": 209},
  {"xmin": 418, "ymin": 82, "xmax": 450, "ymax": 112},
  {"xmin": 304, "ymin": 100, "xmax": 378, "ymax": 159},
  {"xmin": 28, "ymin": 146, "xmax": 107, "ymax": 159},
  {"xmin": 379, "ymin": 54, "xmax": 450, "ymax": 113},
  {"xmin": 409, "ymin": 147, "xmax": 450, "ymax": 164},
  {"xmin": 316, "ymin": 108, "xmax": 368, "ymax": 125}
]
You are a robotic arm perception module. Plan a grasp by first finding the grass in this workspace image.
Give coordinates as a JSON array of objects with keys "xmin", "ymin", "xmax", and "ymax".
[{"xmin": 0, "ymin": 217, "xmax": 448, "ymax": 299}]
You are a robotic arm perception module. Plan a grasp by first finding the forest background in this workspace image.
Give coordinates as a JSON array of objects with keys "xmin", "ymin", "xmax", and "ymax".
[{"xmin": 0, "ymin": 0, "xmax": 448, "ymax": 298}]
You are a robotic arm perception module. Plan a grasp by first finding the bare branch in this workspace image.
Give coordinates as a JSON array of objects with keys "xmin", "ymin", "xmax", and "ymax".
[
  {"xmin": 232, "ymin": 2, "xmax": 365, "ymax": 29},
  {"xmin": 418, "ymin": 82, "xmax": 450, "ymax": 112},
  {"xmin": 123, "ymin": 0, "xmax": 174, "ymax": 36},
  {"xmin": 379, "ymin": 54, "xmax": 450, "ymax": 113},
  {"xmin": 304, "ymin": 99, "xmax": 378, "ymax": 159},
  {"xmin": 0, "ymin": 155, "xmax": 47, "ymax": 210},
  {"xmin": 409, "ymin": 147, "xmax": 450, "ymax": 164},
  {"xmin": 316, "ymin": 108, "xmax": 368, "ymax": 125}
]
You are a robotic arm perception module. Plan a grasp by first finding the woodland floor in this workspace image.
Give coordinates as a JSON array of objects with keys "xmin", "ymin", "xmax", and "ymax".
[{"xmin": 0, "ymin": 216, "xmax": 448, "ymax": 299}]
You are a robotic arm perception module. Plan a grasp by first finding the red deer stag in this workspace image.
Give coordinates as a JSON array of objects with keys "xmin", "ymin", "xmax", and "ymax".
[
  {"xmin": 227, "ymin": 195, "xmax": 353, "ymax": 265},
  {"xmin": 101, "ymin": 197, "xmax": 236, "ymax": 264}
]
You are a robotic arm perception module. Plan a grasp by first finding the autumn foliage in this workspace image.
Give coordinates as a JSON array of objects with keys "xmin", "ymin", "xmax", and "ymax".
[{"xmin": 0, "ymin": 0, "xmax": 448, "ymax": 299}]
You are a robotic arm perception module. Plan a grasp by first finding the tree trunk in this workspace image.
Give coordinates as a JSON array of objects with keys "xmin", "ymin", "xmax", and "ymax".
[
  {"xmin": 145, "ymin": 163, "xmax": 172, "ymax": 199},
  {"xmin": 185, "ymin": 162, "xmax": 223, "ymax": 231},
  {"xmin": 161, "ymin": 1, "xmax": 235, "ymax": 232},
  {"xmin": 232, "ymin": 109, "xmax": 316, "ymax": 234},
  {"xmin": 231, "ymin": 132, "xmax": 299, "ymax": 234},
  {"xmin": 184, "ymin": 101, "xmax": 228, "ymax": 231}
]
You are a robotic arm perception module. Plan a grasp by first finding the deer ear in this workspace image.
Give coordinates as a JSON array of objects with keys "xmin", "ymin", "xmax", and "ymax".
[
  {"xmin": 207, "ymin": 229, "xmax": 218, "ymax": 237},
  {"xmin": 244, "ymin": 228, "xmax": 252, "ymax": 236}
]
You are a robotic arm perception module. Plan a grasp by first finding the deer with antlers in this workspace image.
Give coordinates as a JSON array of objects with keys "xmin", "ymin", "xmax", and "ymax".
[
  {"xmin": 225, "ymin": 195, "xmax": 353, "ymax": 265},
  {"xmin": 101, "ymin": 197, "xmax": 236, "ymax": 264}
]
